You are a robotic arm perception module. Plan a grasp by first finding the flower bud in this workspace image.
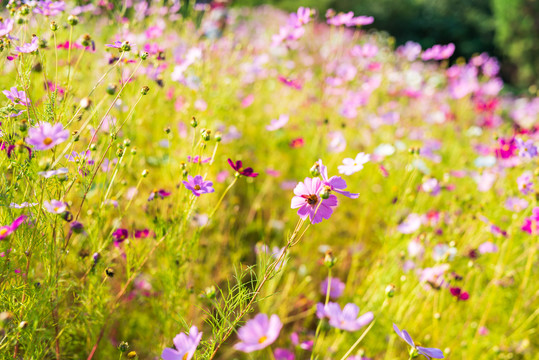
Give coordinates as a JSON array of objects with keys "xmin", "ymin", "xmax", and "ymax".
[
  {"xmin": 106, "ymin": 83, "xmax": 117, "ymax": 95},
  {"xmin": 204, "ymin": 285, "xmax": 216, "ymax": 299},
  {"xmin": 164, "ymin": 126, "xmax": 171, "ymax": 134},
  {"xmin": 90, "ymin": 144, "xmax": 97, "ymax": 151},
  {"xmin": 320, "ymin": 186, "xmax": 331, "ymax": 199},
  {"xmin": 80, "ymin": 97, "xmax": 91, "ymax": 109},
  {"xmin": 70, "ymin": 221, "xmax": 85, "ymax": 234},
  {"xmin": 215, "ymin": 131, "xmax": 222, "ymax": 142},
  {"xmin": 141, "ymin": 169, "xmax": 149, "ymax": 177},
  {"xmin": 50, "ymin": 21, "xmax": 58, "ymax": 31},
  {"xmin": 385, "ymin": 284, "xmax": 396, "ymax": 298},
  {"xmin": 190, "ymin": 117, "xmax": 198, "ymax": 128},
  {"xmin": 105, "ymin": 268, "xmax": 115, "ymax": 277},
  {"xmin": 141, "ymin": 86, "xmax": 149, "ymax": 95},
  {"xmin": 18, "ymin": 321, "xmax": 28, "ymax": 329},
  {"xmin": 120, "ymin": 41, "xmax": 131, "ymax": 52},
  {"xmin": 201, "ymin": 129, "xmax": 211, "ymax": 141},
  {"xmin": 130, "ymin": 147, "xmax": 137, "ymax": 155},
  {"xmin": 310, "ymin": 163, "xmax": 320, "ymax": 177},
  {"xmin": 140, "ymin": 51, "xmax": 148, "ymax": 60},
  {"xmin": 323, "ymin": 250, "xmax": 336, "ymax": 268},
  {"xmin": 61, "ymin": 211, "xmax": 74, "ymax": 222},
  {"xmin": 123, "ymin": 139, "xmax": 131, "ymax": 147},
  {"xmin": 118, "ymin": 341, "xmax": 129, "ymax": 352},
  {"xmin": 81, "ymin": 34, "xmax": 92, "ymax": 47},
  {"xmin": 67, "ymin": 15, "xmax": 79, "ymax": 26},
  {"xmin": 127, "ymin": 351, "xmax": 137, "ymax": 359}
]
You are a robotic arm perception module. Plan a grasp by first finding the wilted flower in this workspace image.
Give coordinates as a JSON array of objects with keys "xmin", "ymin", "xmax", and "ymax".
[
  {"xmin": 161, "ymin": 326, "xmax": 202, "ymax": 360},
  {"xmin": 234, "ymin": 314, "xmax": 282, "ymax": 353}
]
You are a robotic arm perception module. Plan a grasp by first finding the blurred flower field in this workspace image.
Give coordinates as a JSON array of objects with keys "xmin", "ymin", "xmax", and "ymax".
[{"xmin": 0, "ymin": 1, "xmax": 538, "ymax": 359}]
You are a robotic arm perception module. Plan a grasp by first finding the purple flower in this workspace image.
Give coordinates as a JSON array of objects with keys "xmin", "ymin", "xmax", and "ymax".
[
  {"xmin": 38, "ymin": 167, "xmax": 68, "ymax": 178},
  {"xmin": 234, "ymin": 314, "xmax": 282, "ymax": 353},
  {"xmin": 112, "ymin": 228, "xmax": 129, "ymax": 247},
  {"xmin": 517, "ymin": 171, "xmax": 534, "ymax": 195},
  {"xmin": 26, "ymin": 122, "xmax": 69, "ymax": 150},
  {"xmin": 15, "ymin": 36, "xmax": 39, "ymax": 53},
  {"xmin": 420, "ymin": 178, "xmax": 441, "ymax": 196},
  {"xmin": 274, "ymin": 348, "xmax": 295, "ymax": 360},
  {"xmin": 228, "ymin": 159, "xmax": 258, "ymax": 177},
  {"xmin": 316, "ymin": 302, "xmax": 373, "ymax": 331},
  {"xmin": 398, "ymin": 213, "xmax": 423, "ymax": 234},
  {"xmin": 0, "ymin": 18, "xmax": 14, "ymax": 37},
  {"xmin": 148, "ymin": 189, "xmax": 171, "ymax": 201},
  {"xmin": 320, "ymin": 277, "xmax": 346, "ymax": 299},
  {"xmin": 266, "ymin": 114, "xmax": 289, "ymax": 131},
  {"xmin": 135, "ymin": 229, "xmax": 150, "ymax": 238},
  {"xmin": 338, "ymin": 153, "xmax": 370, "ymax": 175},
  {"xmin": 521, "ymin": 207, "xmax": 539, "ymax": 235},
  {"xmin": 9, "ymin": 202, "xmax": 38, "ymax": 208},
  {"xmin": 0, "ymin": 215, "xmax": 27, "ymax": 240},
  {"xmin": 34, "ymin": 1, "xmax": 65, "ymax": 16},
  {"xmin": 393, "ymin": 324, "xmax": 444, "ymax": 359},
  {"xmin": 317, "ymin": 159, "xmax": 359, "ymax": 199},
  {"xmin": 105, "ymin": 40, "xmax": 123, "ymax": 49},
  {"xmin": 65, "ymin": 150, "xmax": 94, "ymax": 165},
  {"xmin": 291, "ymin": 177, "xmax": 338, "ymax": 224},
  {"xmin": 43, "ymin": 200, "xmax": 67, "ymax": 214},
  {"xmin": 478, "ymin": 241, "xmax": 498, "ymax": 254},
  {"xmin": 3, "ymin": 87, "xmax": 29, "ymax": 106},
  {"xmin": 182, "ymin": 175, "xmax": 215, "ymax": 197},
  {"xmin": 505, "ymin": 197, "xmax": 528, "ymax": 212},
  {"xmin": 516, "ymin": 138, "xmax": 538, "ymax": 158},
  {"xmin": 161, "ymin": 326, "xmax": 202, "ymax": 360}
]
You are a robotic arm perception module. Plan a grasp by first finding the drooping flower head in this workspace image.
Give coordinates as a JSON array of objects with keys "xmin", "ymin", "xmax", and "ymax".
[
  {"xmin": 393, "ymin": 324, "xmax": 444, "ymax": 359},
  {"xmin": 291, "ymin": 177, "xmax": 338, "ymax": 224},
  {"xmin": 161, "ymin": 326, "xmax": 202, "ymax": 360},
  {"xmin": 0, "ymin": 215, "xmax": 27, "ymax": 240},
  {"xmin": 234, "ymin": 314, "xmax": 282, "ymax": 353},
  {"xmin": 228, "ymin": 158, "xmax": 258, "ymax": 177},
  {"xmin": 317, "ymin": 159, "xmax": 359, "ymax": 199},
  {"xmin": 182, "ymin": 175, "xmax": 215, "ymax": 197},
  {"xmin": 316, "ymin": 302, "xmax": 373, "ymax": 331},
  {"xmin": 26, "ymin": 122, "xmax": 69, "ymax": 150}
]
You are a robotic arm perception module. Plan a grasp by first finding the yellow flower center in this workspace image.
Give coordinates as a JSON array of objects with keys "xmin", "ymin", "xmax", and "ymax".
[
  {"xmin": 183, "ymin": 354, "xmax": 188, "ymax": 360},
  {"xmin": 502, "ymin": 144, "xmax": 510, "ymax": 151},
  {"xmin": 0, "ymin": 228, "xmax": 8, "ymax": 236},
  {"xmin": 258, "ymin": 336, "xmax": 267, "ymax": 344},
  {"xmin": 43, "ymin": 137, "xmax": 53, "ymax": 145},
  {"xmin": 306, "ymin": 194, "xmax": 318, "ymax": 205},
  {"xmin": 194, "ymin": 185, "xmax": 201, "ymax": 190}
]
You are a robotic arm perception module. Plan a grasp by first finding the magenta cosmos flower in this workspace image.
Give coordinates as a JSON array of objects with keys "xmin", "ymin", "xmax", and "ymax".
[
  {"xmin": 161, "ymin": 326, "xmax": 202, "ymax": 360},
  {"xmin": 0, "ymin": 215, "xmax": 27, "ymax": 240},
  {"xmin": 182, "ymin": 175, "xmax": 215, "ymax": 197},
  {"xmin": 291, "ymin": 177, "xmax": 338, "ymax": 224},
  {"xmin": 234, "ymin": 314, "xmax": 282, "ymax": 353},
  {"xmin": 393, "ymin": 324, "xmax": 444, "ymax": 359},
  {"xmin": 26, "ymin": 122, "xmax": 69, "ymax": 150},
  {"xmin": 316, "ymin": 302, "xmax": 373, "ymax": 331},
  {"xmin": 228, "ymin": 158, "xmax": 258, "ymax": 177},
  {"xmin": 3, "ymin": 87, "xmax": 29, "ymax": 106},
  {"xmin": 521, "ymin": 207, "xmax": 539, "ymax": 235}
]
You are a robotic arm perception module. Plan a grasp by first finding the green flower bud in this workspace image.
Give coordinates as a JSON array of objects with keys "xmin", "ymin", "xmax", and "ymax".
[{"xmin": 67, "ymin": 15, "xmax": 79, "ymax": 26}]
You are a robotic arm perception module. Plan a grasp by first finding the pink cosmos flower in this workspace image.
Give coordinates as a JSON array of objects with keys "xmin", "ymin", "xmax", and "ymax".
[
  {"xmin": 0, "ymin": 215, "xmax": 27, "ymax": 240},
  {"xmin": 266, "ymin": 115, "xmax": 289, "ymax": 131},
  {"xmin": 162, "ymin": 326, "xmax": 202, "ymax": 360},
  {"xmin": 421, "ymin": 43, "xmax": 455, "ymax": 61},
  {"xmin": 26, "ymin": 122, "xmax": 69, "ymax": 150},
  {"xmin": 291, "ymin": 177, "xmax": 338, "ymax": 224},
  {"xmin": 234, "ymin": 314, "xmax": 282, "ymax": 353},
  {"xmin": 517, "ymin": 171, "xmax": 534, "ymax": 195},
  {"xmin": 148, "ymin": 189, "xmax": 171, "ymax": 201},
  {"xmin": 316, "ymin": 302, "xmax": 373, "ymax": 331},
  {"xmin": 34, "ymin": 1, "xmax": 65, "ymax": 16},
  {"xmin": 3, "ymin": 87, "xmax": 29, "ymax": 106},
  {"xmin": 43, "ymin": 200, "xmax": 67, "ymax": 214},
  {"xmin": 15, "ymin": 36, "xmax": 39, "ymax": 53},
  {"xmin": 0, "ymin": 18, "xmax": 14, "ymax": 37},
  {"xmin": 182, "ymin": 175, "xmax": 215, "ymax": 197},
  {"xmin": 338, "ymin": 153, "xmax": 370, "ymax": 175}
]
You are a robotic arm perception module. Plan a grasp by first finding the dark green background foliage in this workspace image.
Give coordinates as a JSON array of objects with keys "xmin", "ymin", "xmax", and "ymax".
[{"xmin": 232, "ymin": 0, "xmax": 539, "ymax": 90}]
